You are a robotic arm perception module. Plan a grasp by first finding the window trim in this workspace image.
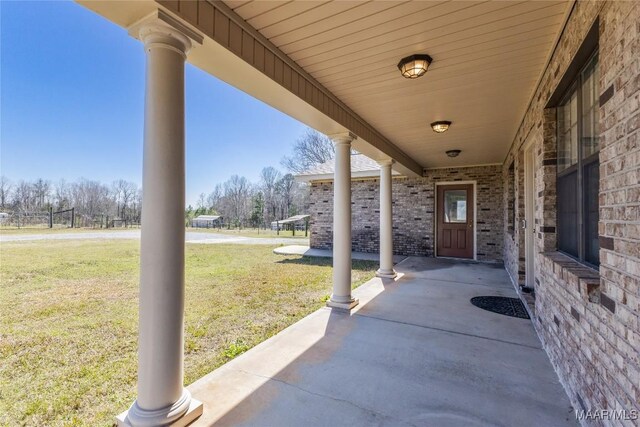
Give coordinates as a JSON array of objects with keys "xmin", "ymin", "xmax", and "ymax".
[
  {"xmin": 507, "ymin": 161, "xmax": 515, "ymax": 236},
  {"xmin": 556, "ymin": 49, "xmax": 599, "ymax": 268}
]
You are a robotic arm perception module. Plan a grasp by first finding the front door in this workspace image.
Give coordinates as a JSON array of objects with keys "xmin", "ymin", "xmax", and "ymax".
[{"xmin": 437, "ymin": 184, "xmax": 474, "ymax": 259}]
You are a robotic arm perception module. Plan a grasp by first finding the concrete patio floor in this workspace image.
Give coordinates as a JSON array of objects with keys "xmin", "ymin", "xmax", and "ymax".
[{"xmin": 188, "ymin": 257, "xmax": 576, "ymax": 427}]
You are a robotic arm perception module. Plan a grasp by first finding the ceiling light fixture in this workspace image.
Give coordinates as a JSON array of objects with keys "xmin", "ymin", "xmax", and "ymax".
[
  {"xmin": 446, "ymin": 149, "xmax": 461, "ymax": 158},
  {"xmin": 431, "ymin": 121, "xmax": 452, "ymax": 133},
  {"xmin": 397, "ymin": 54, "xmax": 432, "ymax": 79}
]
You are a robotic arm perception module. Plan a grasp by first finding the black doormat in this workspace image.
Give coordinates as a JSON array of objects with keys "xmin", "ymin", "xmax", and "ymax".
[{"xmin": 470, "ymin": 296, "xmax": 530, "ymax": 319}]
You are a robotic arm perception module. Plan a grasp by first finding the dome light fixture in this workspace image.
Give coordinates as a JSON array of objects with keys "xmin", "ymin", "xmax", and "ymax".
[
  {"xmin": 446, "ymin": 149, "xmax": 461, "ymax": 158},
  {"xmin": 397, "ymin": 54, "xmax": 432, "ymax": 79},
  {"xmin": 431, "ymin": 121, "xmax": 452, "ymax": 133}
]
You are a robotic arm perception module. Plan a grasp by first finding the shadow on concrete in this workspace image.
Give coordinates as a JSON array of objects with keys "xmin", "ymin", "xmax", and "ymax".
[
  {"xmin": 188, "ymin": 257, "xmax": 575, "ymax": 427},
  {"xmin": 275, "ymin": 256, "xmax": 378, "ymax": 271}
]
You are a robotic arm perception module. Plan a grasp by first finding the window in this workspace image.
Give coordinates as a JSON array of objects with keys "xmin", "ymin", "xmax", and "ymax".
[
  {"xmin": 557, "ymin": 51, "xmax": 599, "ymax": 267},
  {"xmin": 443, "ymin": 190, "xmax": 467, "ymax": 223}
]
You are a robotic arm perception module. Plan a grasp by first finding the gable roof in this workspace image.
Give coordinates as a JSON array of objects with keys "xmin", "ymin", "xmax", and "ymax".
[{"xmin": 295, "ymin": 154, "xmax": 400, "ymax": 182}]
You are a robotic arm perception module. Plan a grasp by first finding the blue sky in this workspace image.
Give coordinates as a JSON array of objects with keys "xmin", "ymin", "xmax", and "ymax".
[{"xmin": 0, "ymin": 1, "xmax": 308, "ymax": 205}]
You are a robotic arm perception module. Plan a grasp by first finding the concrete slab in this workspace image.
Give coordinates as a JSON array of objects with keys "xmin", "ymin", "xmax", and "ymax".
[
  {"xmin": 188, "ymin": 257, "xmax": 576, "ymax": 427},
  {"xmin": 274, "ymin": 245, "xmax": 406, "ymax": 264}
]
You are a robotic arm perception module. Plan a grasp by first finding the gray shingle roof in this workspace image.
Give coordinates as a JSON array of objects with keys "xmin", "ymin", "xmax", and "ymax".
[{"xmin": 295, "ymin": 154, "xmax": 399, "ymax": 181}]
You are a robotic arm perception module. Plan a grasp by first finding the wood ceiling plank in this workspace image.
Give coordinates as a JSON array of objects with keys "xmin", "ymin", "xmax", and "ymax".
[
  {"xmin": 222, "ymin": 0, "xmax": 571, "ymax": 168},
  {"xmin": 296, "ymin": 2, "xmax": 566, "ymax": 72},
  {"xmin": 232, "ymin": 0, "xmax": 291, "ymax": 21},
  {"xmin": 223, "ymin": 0, "xmax": 251, "ymax": 11},
  {"xmin": 269, "ymin": 1, "xmax": 434, "ymax": 48},
  {"xmin": 314, "ymin": 21, "xmax": 559, "ymax": 83},
  {"xmin": 265, "ymin": 1, "xmax": 402, "ymax": 46},
  {"xmin": 291, "ymin": 1, "xmax": 526, "ymax": 64},
  {"xmin": 247, "ymin": 1, "xmax": 326, "ymax": 31},
  {"xmin": 329, "ymin": 52, "xmax": 548, "ymax": 100}
]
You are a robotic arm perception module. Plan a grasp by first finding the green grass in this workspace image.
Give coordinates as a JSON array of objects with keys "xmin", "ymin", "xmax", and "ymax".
[
  {"xmin": 0, "ymin": 227, "xmax": 131, "ymax": 235},
  {"xmin": 186, "ymin": 227, "xmax": 309, "ymax": 239},
  {"xmin": 0, "ymin": 240, "xmax": 376, "ymax": 426},
  {"xmin": 0, "ymin": 227, "xmax": 307, "ymax": 239}
]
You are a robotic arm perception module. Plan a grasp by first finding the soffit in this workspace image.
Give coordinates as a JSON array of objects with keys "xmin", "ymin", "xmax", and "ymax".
[{"xmin": 223, "ymin": 0, "xmax": 572, "ymax": 168}]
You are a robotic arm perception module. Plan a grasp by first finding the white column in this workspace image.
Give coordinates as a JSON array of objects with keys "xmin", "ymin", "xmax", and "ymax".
[
  {"xmin": 376, "ymin": 159, "xmax": 397, "ymax": 278},
  {"xmin": 118, "ymin": 12, "xmax": 202, "ymax": 427},
  {"xmin": 327, "ymin": 132, "xmax": 359, "ymax": 310}
]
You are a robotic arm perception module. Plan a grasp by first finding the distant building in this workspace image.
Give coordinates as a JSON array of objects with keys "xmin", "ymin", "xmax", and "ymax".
[
  {"xmin": 191, "ymin": 215, "xmax": 221, "ymax": 228},
  {"xmin": 271, "ymin": 214, "xmax": 310, "ymax": 231}
]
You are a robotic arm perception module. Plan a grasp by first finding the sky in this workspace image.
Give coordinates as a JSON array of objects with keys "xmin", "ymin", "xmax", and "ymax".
[{"xmin": 0, "ymin": 1, "xmax": 308, "ymax": 206}]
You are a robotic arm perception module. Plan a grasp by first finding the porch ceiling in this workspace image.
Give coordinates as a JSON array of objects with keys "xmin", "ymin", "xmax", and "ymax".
[{"xmin": 223, "ymin": 0, "xmax": 572, "ymax": 168}]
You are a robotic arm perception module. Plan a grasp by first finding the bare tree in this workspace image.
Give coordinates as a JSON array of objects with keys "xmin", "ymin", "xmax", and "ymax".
[
  {"xmin": 260, "ymin": 166, "xmax": 281, "ymax": 223},
  {"xmin": 32, "ymin": 179, "xmax": 51, "ymax": 209},
  {"xmin": 197, "ymin": 193, "xmax": 206, "ymax": 210},
  {"xmin": 12, "ymin": 181, "xmax": 33, "ymax": 211},
  {"xmin": 54, "ymin": 179, "xmax": 70, "ymax": 210},
  {"xmin": 207, "ymin": 184, "xmax": 222, "ymax": 212},
  {"xmin": 0, "ymin": 176, "xmax": 12, "ymax": 209},
  {"xmin": 223, "ymin": 175, "xmax": 250, "ymax": 227},
  {"xmin": 281, "ymin": 129, "xmax": 334, "ymax": 174},
  {"xmin": 277, "ymin": 173, "xmax": 296, "ymax": 218}
]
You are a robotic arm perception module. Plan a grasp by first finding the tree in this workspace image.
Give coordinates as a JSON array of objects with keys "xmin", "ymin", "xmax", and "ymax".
[
  {"xmin": 281, "ymin": 129, "xmax": 334, "ymax": 174},
  {"xmin": 277, "ymin": 174, "xmax": 296, "ymax": 218},
  {"xmin": 197, "ymin": 193, "xmax": 206, "ymax": 210},
  {"xmin": 0, "ymin": 176, "xmax": 12, "ymax": 209},
  {"xmin": 250, "ymin": 191, "xmax": 265, "ymax": 227},
  {"xmin": 207, "ymin": 184, "xmax": 222, "ymax": 211},
  {"xmin": 260, "ymin": 166, "xmax": 281, "ymax": 223},
  {"xmin": 112, "ymin": 180, "xmax": 138, "ymax": 223},
  {"xmin": 54, "ymin": 179, "xmax": 70, "ymax": 210},
  {"xmin": 223, "ymin": 175, "xmax": 250, "ymax": 227},
  {"xmin": 12, "ymin": 181, "xmax": 32, "ymax": 211},
  {"xmin": 32, "ymin": 179, "xmax": 51, "ymax": 209}
]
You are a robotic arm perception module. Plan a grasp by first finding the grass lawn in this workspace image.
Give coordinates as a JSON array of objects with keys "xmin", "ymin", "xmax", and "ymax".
[
  {"xmin": 185, "ymin": 227, "xmax": 308, "ymax": 239},
  {"xmin": 0, "ymin": 240, "xmax": 377, "ymax": 426},
  {"xmin": 0, "ymin": 227, "xmax": 132, "ymax": 235},
  {"xmin": 0, "ymin": 227, "xmax": 307, "ymax": 240}
]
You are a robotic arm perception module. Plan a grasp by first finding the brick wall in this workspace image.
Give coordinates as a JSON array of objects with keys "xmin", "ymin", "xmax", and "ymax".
[
  {"xmin": 502, "ymin": 0, "xmax": 640, "ymax": 422},
  {"xmin": 308, "ymin": 165, "xmax": 504, "ymax": 262}
]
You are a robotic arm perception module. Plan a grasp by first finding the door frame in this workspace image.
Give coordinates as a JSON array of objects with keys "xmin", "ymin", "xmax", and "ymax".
[
  {"xmin": 434, "ymin": 181, "xmax": 477, "ymax": 260},
  {"xmin": 523, "ymin": 137, "xmax": 536, "ymax": 288}
]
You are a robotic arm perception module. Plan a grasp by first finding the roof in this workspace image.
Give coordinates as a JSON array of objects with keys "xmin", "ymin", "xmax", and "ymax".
[
  {"xmin": 272, "ymin": 215, "xmax": 310, "ymax": 224},
  {"xmin": 295, "ymin": 154, "xmax": 400, "ymax": 182},
  {"xmin": 193, "ymin": 215, "xmax": 221, "ymax": 221}
]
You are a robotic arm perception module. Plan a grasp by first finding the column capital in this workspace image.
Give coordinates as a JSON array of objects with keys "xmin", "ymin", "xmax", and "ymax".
[
  {"xmin": 377, "ymin": 158, "xmax": 395, "ymax": 168},
  {"xmin": 328, "ymin": 131, "xmax": 357, "ymax": 145},
  {"xmin": 129, "ymin": 9, "xmax": 203, "ymax": 58}
]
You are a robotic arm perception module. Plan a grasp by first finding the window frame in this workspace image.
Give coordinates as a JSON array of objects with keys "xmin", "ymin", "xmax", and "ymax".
[
  {"xmin": 507, "ymin": 162, "xmax": 515, "ymax": 236},
  {"xmin": 556, "ymin": 49, "xmax": 599, "ymax": 268}
]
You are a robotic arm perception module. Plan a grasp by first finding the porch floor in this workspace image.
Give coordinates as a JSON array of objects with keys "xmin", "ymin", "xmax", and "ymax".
[{"xmin": 188, "ymin": 257, "xmax": 576, "ymax": 427}]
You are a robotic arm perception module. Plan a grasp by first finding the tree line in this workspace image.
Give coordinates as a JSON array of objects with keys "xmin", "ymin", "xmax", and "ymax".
[
  {"xmin": 1, "ymin": 129, "xmax": 337, "ymax": 228},
  {"xmin": 0, "ymin": 176, "xmax": 141, "ymax": 227},
  {"xmin": 188, "ymin": 168, "xmax": 307, "ymax": 229},
  {"xmin": 188, "ymin": 130, "xmax": 336, "ymax": 228}
]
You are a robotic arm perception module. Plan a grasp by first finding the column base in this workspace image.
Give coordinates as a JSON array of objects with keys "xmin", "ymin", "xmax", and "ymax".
[
  {"xmin": 116, "ymin": 389, "xmax": 203, "ymax": 427},
  {"xmin": 326, "ymin": 297, "xmax": 359, "ymax": 311},
  {"xmin": 376, "ymin": 268, "xmax": 398, "ymax": 279}
]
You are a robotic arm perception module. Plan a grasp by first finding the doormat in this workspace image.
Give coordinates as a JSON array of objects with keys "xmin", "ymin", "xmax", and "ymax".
[{"xmin": 470, "ymin": 296, "xmax": 530, "ymax": 319}]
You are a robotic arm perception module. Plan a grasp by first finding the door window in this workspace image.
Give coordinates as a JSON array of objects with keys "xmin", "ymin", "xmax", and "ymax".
[{"xmin": 444, "ymin": 190, "xmax": 467, "ymax": 223}]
